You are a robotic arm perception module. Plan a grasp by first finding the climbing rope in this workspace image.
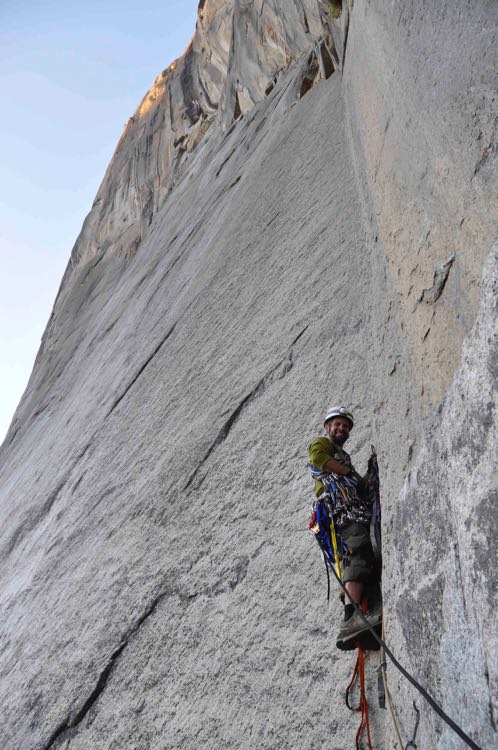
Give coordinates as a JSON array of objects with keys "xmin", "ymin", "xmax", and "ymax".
[
  {"xmin": 346, "ymin": 644, "xmax": 374, "ymax": 750},
  {"xmin": 321, "ymin": 549, "xmax": 331, "ymax": 602},
  {"xmin": 378, "ymin": 621, "xmax": 405, "ymax": 748},
  {"xmin": 318, "ymin": 546, "xmax": 482, "ymax": 750},
  {"xmin": 329, "ymin": 518, "xmax": 342, "ymax": 580}
]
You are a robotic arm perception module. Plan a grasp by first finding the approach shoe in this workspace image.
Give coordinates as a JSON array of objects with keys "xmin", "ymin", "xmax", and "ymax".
[
  {"xmin": 336, "ymin": 609, "xmax": 382, "ymax": 650},
  {"xmin": 336, "ymin": 611, "xmax": 369, "ymax": 649},
  {"xmin": 365, "ymin": 607, "xmax": 382, "ymax": 629}
]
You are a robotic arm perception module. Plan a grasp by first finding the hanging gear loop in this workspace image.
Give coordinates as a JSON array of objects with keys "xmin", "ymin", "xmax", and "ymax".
[{"xmin": 346, "ymin": 644, "xmax": 374, "ymax": 750}]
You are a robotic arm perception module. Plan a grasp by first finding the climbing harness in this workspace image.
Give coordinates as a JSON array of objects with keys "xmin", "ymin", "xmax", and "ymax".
[{"xmin": 346, "ymin": 642, "xmax": 374, "ymax": 750}]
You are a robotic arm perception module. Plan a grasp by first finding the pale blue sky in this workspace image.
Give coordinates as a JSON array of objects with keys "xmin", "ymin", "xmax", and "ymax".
[{"xmin": 0, "ymin": 0, "xmax": 200, "ymax": 444}]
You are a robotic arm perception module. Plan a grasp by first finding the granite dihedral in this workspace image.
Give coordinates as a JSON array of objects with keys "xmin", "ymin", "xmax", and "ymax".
[{"xmin": 0, "ymin": 2, "xmax": 496, "ymax": 749}]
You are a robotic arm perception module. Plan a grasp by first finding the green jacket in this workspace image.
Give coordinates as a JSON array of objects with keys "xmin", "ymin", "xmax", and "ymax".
[{"xmin": 308, "ymin": 436, "xmax": 355, "ymax": 496}]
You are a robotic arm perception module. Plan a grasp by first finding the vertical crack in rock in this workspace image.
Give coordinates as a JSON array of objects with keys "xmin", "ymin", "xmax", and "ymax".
[
  {"xmin": 302, "ymin": 8, "xmax": 311, "ymax": 35},
  {"xmin": 233, "ymin": 91, "xmax": 242, "ymax": 121},
  {"xmin": 216, "ymin": 146, "xmax": 239, "ymax": 177},
  {"xmin": 43, "ymin": 568, "xmax": 243, "ymax": 750},
  {"xmin": 105, "ymin": 322, "xmax": 177, "ymax": 417},
  {"xmin": 184, "ymin": 326, "xmax": 308, "ymax": 490},
  {"xmin": 484, "ymin": 658, "xmax": 497, "ymax": 732},
  {"xmin": 43, "ymin": 588, "xmax": 175, "ymax": 750},
  {"xmin": 213, "ymin": 175, "xmax": 242, "ymax": 203},
  {"xmin": 4, "ymin": 321, "xmax": 178, "ymax": 558},
  {"xmin": 341, "ymin": 1, "xmax": 350, "ymax": 68}
]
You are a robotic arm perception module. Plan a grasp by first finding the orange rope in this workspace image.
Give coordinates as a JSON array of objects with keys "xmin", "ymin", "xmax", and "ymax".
[{"xmin": 346, "ymin": 644, "xmax": 374, "ymax": 750}]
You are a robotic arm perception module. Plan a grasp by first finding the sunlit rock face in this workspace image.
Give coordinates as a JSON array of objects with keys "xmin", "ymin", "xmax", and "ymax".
[
  {"xmin": 64, "ymin": 0, "xmax": 337, "ymax": 275},
  {"xmin": 0, "ymin": 2, "xmax": 497, "ymax": 749},
  {"xmin": 67, "ymin": 0, "xmax": 234, "ymax": 270}
]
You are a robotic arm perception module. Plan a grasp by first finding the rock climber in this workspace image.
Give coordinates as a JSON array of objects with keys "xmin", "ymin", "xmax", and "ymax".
[{"xmin": 308, "ymin": 406, "xmax": 381, "ymax": 648}]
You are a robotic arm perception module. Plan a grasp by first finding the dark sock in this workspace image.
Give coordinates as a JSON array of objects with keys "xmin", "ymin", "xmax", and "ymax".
[{"xmin": 344, "ymin": 604, "xmax": 355, "ymax": 621}]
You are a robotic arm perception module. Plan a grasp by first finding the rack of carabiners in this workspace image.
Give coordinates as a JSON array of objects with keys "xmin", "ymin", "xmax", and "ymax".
[{"xmin": 307, "ymin": 472, "xmax": 349, "ymax": 589}]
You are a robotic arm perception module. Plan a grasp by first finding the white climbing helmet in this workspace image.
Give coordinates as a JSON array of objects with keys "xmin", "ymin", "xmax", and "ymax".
[{"xmin": 324, "ymin": 405, "xmax": 354, "ymax": 428}]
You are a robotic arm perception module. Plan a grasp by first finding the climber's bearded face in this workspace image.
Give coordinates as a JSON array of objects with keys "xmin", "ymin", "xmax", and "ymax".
[{"xmin": 324, "ymin": 417, "xmax": 351, "ymax": 446}]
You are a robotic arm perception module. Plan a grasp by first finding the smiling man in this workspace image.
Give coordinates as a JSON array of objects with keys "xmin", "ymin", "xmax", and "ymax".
[{"xmin": 308, "ymin": 406, "xmax": 381, "ymax": 649}]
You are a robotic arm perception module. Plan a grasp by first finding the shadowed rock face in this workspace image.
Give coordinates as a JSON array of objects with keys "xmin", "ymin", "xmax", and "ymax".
[
  {"xmin": 344, "ymin": 0, "xmax": 498, "ymax": 407},
  {"xmin": 0, "ymin": 2, "xmax": 496, "ymax": 749},
  {"xmin": 392, "ymin": 245, "xmax": 498, "ymax": 749}
]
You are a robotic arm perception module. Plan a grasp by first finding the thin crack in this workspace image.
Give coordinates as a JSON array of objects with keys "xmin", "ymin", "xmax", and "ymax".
[
  {"xmin": 216, "ymin": 145, "xmax": 238, "ymax": 177},
  {"xmin": 43, "ymin": 589, "xmax": 173, "ymax": 749},
  {"xmin": 484, "ymin": 657, "xmax": 497, "ymax": 732},
  {"xmin": 213, "ymin": 175, "xmax": 241, "ymax": 202},
  {"xmin": 5, "ymin": 321, "xmax": 306, "ymax": 557},
  {"xmin": 105, "ymin": 322, "xmax": 176, "ymax": 418},
  {"xmin": 265, "ymin": 211, "xmax": 281, "ymax": 229},
  {"xmin": 290, "ymin": 325, "xmax": 309, "ymax": 347},
  {"xmin": 5, "ymin": 319, "xmax": 177, "ymax": 559},
  {"xmin": 342, "ymin": 3, "xmax": 351, "ymax": 68},
  {"xmin": 43, "ymin": 540, "xmax": 264, "ymax": 748},
  {"xmin": 43, "ymin": 584, "xmax": 203, "ymax": 749},
  {"xmin": 184, "ymin": 326, "xmax": 308, "ymax": 491},
  {"xmin": 43, "ymin": 552, "xmax": 261, "ymax": 748},
  {"xmin": 184, "ymin": 388, "xmax": 257, "ymax": 491}
]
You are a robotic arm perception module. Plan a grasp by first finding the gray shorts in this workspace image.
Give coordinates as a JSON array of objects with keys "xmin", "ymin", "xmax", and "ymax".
[{"xmin": 340, "ymin": 522, "xmax": 375, "ymax": 584}]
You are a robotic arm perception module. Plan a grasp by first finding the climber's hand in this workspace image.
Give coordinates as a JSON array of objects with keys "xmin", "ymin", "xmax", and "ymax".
[{"xmin": 368, "ymin": 454, "xmax": 378, "ymax": 471}]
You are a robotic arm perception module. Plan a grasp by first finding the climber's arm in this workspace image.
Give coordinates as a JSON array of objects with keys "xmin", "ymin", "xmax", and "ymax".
[
  {"xmin": 323, "ymin": 457, "xmax": 350, "ymax": 476},
  {"xmin": 308, "ymin": 437, "xmax": 351, "ymax": 476}
]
